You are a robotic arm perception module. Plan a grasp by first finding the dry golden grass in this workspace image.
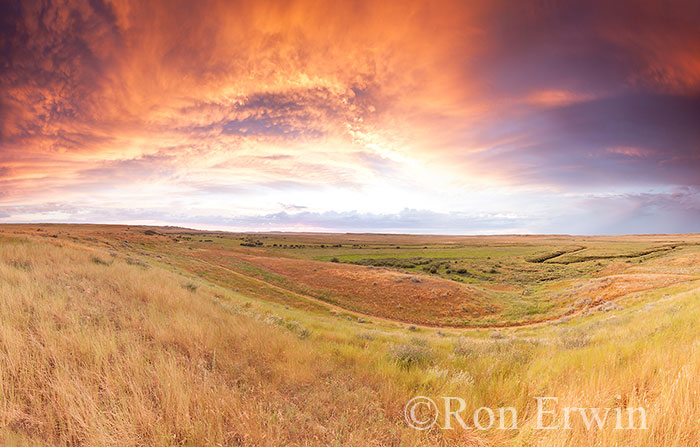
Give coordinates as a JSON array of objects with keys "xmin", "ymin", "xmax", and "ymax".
[
  {"xmin": 2, "ymin": 227, "xmax": 700, "ymax": 446},
  {"xmin": 0, "ymin": 236, "xmax": 446, "ymax": 446}
]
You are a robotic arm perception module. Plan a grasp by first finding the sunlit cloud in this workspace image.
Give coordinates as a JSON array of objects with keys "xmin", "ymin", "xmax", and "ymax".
[{"xmin": 1, "ymin": 0, "xmax": 699, "ymax": 233}]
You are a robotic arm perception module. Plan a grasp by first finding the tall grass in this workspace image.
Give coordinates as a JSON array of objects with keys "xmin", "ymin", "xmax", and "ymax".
[
  {"xmin": 1, "ymin": 234, "xmax": 700, "ymax": 446},
  {"xmin": 0, "ymin": 239, "xmax": 438, "ymax": 446}
]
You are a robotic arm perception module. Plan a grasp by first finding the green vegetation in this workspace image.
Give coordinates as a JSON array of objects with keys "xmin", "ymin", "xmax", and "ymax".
[{"xmin": 347, "ymin": 256, "xmax": 432, "ymax": 268}]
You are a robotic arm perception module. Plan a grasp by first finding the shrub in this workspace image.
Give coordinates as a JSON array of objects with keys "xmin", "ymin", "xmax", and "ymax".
[
  {"xmin": 388, "ymin": 343, "xmax": 432, "ymax": 370},
  {"xmin": 284, "ymin": 321, "xmax": 311, "ymax": 339},
  {"xmin": 490, "ymin": 331, "xmax": 505, "ymax": 339},
  {"xmin": 355, "ymin": 331, "xmax": 376, "ymax": 341},
  {"xmin": 330, "ymin": 257, "xmax": 340, "ymax": 263},
  {"xmin": 91, "ymin": 256, "xmax": 111, "ymax": 266},
  {"xmin": 125, "ymin": 257, "xmax": 148, "ymax": 268},
  {"xmin": 452, "ymin": 336, "xmax": 474, "ymax": 357},
  {"xmin": 262, "ymin": 317, "xmax": 312, "ymax": 339},
  {"xmin": 182, "ymin": 282, "xmax": 199, "ymax": 292},
  {"xmin": 9, "ymin": 259, "xmax": 33, "ymax": 271},
  {"xmin": 263, "ymin": 315, "xmax": 284, "ymax": 326},
  {"xmin": 349, "ymin": 257, "xmax": 431, "ymax": 269}
]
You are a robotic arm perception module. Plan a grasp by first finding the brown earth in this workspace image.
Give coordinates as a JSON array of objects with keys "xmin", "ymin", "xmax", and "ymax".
[{"xmin": 211, "ymin": 251, "xmax": 497, "ymax": 325}]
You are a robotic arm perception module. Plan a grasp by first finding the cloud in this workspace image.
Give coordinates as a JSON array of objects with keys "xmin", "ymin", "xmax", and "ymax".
[
  {"xmin": 540, "ymin": 188, "xmax": 700, "ymax": 235},
  {"xmin": 280, "ymin": 203, "xmax": 308, "ymax": 211},
  {"xmin": 3, "ymin": 189, "xmax": 699, "ymax": 236},
  {"xmin": 224, "ymin": 209, "xmax": 527, "ymax": 233},
  {"xmin": 465, "ymin": 93, "xmax": 700, "ymax": 188},
  {"xmin": 1, "ymin": 0, "xmax": 700, "ymax": 233},
  {"xmin": 0, "ymin": 204, "xmax": 529, "ymax": 234}
]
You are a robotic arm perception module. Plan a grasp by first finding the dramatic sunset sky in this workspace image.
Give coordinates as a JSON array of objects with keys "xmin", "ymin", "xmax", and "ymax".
[{"xmin": 1, "ymin": 0, "xmax": 699, "ymax": 234}]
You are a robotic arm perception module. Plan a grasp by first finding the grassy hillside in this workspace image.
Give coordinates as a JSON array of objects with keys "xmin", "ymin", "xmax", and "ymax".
[{"xmin": 1, "ymin": 226, "xmax": 700, "ymax": 446}]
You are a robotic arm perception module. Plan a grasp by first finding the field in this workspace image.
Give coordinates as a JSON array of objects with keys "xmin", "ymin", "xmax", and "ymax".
[{"xmin": 1, "ymin": 224, "xmax": 700, "ymax": 446}]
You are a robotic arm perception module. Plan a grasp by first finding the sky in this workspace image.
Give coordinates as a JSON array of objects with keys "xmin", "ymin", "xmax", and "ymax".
[{"xmin": 1, "ymin": 0, "xmax": 699, "ymax": 234}]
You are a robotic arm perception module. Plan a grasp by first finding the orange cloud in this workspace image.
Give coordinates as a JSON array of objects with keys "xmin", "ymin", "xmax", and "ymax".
[{"xmin": 606, "ymin": 146, "xmax": 655, "ymax": 158}]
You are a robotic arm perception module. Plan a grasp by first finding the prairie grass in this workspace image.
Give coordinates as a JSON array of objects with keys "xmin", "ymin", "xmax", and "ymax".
[
  {"xmin": 1, "ymin": 231, "xmax": 700, "ymax": 446},
  {"xmin": 0, "ymin": 238, "xmax": 443, "ymax": 446}
]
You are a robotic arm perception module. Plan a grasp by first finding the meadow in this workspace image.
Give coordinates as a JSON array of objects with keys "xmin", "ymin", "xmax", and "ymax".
[{"xmin": 1, "ymin": 224, "xmax": 700, "ymax": 446}]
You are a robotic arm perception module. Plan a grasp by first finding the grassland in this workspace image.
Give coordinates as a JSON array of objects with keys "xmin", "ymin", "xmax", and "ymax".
[
  {"xmin": 47, "ymin": 227, "xmax": 697, "ymax": 327},
  {"xmin": 1, "ymin": 224, "xmax": 700, "ymax": 446}
]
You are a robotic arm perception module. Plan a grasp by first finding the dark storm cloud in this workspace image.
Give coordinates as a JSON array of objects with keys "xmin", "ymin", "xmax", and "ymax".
[{"xmin": 0, "ymin": 0, "xmax": 122, "ymax": 144}]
